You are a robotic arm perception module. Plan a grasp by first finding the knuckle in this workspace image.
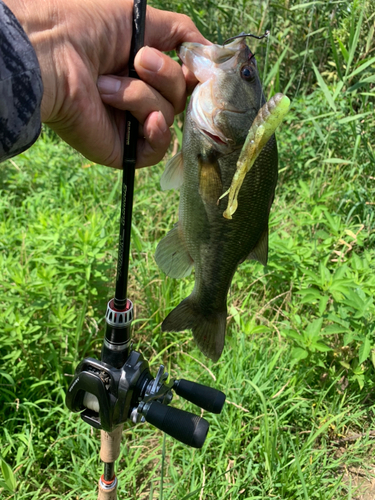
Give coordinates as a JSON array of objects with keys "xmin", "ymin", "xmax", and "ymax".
[
  {"xmin": 164, "ymin": 107, "xmax": 175, "ymax": 127},
  {"xmin": 179, "ymin": 13, "xmax": 194, "ymax": 28},
  {"xmin": 174, "ymin": 96, "xmax": 186, "ymax": 115}
]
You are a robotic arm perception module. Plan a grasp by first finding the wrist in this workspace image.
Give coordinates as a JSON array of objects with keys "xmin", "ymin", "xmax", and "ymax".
[{"xmin": 3, "ymin": 0, "xmax": 65, "ymax": 122}]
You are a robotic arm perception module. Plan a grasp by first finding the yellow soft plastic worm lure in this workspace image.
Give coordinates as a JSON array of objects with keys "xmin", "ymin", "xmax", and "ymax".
[{"xmin": 220, "ymin": 93, "xmax": 290, "ymax": 219}]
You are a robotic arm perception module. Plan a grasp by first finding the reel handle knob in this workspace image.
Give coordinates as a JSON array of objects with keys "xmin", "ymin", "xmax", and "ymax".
[
  {"xmin": 143, "ymin": 402, "xmax": 209, "ymax": 449},
  {"xmin": 174, "ymin": 379, "xmax": 226, "ymax": 414}
]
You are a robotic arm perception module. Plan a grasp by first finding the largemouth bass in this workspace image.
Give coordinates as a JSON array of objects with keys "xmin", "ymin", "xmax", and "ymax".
[{"xmin": 155, "ymin": 38, "xmax": 286, "ymax": 361}]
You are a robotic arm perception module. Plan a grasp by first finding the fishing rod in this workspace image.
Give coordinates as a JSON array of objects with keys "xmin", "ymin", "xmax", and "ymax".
[{"xmin": 66, "ymin": 1, "xmax": 226, "ymax": 498}]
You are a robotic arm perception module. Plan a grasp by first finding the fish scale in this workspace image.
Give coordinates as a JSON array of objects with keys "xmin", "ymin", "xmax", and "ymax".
[{"xmin": 155, "ymin": 38, "xmax": 283, "ymax": 361}]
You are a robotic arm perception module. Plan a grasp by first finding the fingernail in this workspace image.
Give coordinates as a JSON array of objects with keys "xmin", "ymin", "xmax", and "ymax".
[
  {"xmin": 97, "ymin": 75, "xmax": 121, "ymax": 94},
  {"xmin": 138, "ymin": 46, "xmax": 163, "ymax": 73},
  {"xmin": 157, "ymin": 111, "xmax": 169, "ymax": 133}
]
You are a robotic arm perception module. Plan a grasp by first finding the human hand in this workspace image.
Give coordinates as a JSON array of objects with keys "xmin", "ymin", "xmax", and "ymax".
[{"xmin": 4, "ymin": 0, "xmax": 208, "ymax": 167}]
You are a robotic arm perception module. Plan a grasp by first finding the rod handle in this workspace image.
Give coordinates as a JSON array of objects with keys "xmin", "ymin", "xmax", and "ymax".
[
  {"xmin": 174, "ymin": 379, "xmax": 226, "ymax": 414},
  {"xmin": 98, "ymin": 476, "xmax": 118, "ymax": 500},
  {"xmin": 144, "ymin": 402, "xmax": 209, "ymax": 448},
  {"xmin": 100, "ymin": 425, "xmax": 123, "ymax": 463}
]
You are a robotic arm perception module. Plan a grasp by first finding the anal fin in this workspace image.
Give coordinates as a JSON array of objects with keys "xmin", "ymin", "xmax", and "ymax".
[{"xmin": 247, "ymin": 227, "xmax": 269, "ymax": 266}]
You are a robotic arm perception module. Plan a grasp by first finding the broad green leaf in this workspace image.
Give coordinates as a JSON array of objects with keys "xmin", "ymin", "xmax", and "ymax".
[
  {"xmin": 281, "ymin": 329, "xmax": 302, "ymax": 342},
  {"xmin": 318, "ymin": 295, "xmax": 329, "ymax": 315},
  {"xmin": 333, "ymin": 266, "xmax": 348, "ymax": 280},
  {"xmin": 340, "ymin": 361, "xmax": 351, "ymax": 370},
  {"xmin": 131, "ymin": 224, "xmax": 143, "ymax": 252},
  {"xmin": 329, "ymin": 282, "xmax": 350, "ymax": 295},
  {"xmin": 313, "ymin": 341, "xmax": 332, "ymax": 353},
  {"xmin": 0, "ymin": 457, "xmax": 16, "ymax": 493},
  {"xmin": 323, "ymin": 325, "xmax": 348, "ymax": 335},
  {"xmin": 359, "ymin": 337, "xmax": 371, "ymax": 364},
  {"xmin": 353, "ymin": 373, "xmax": 365, "ymax": 390},
  {"xmin": 291, "ymin": 347, "xmax": 308, "ymax": 361},
  {"xmin": 343, "ymin": 332, "xmax": 356, "ymax": 346},
  {"xmin": 305, "ymin": 318, "xmax": 323, "ymax": 339},
  {"xmin": 298, "ymin": 288, "xmax": 321, "ymax": 302},
  {"xmin": 0, "ymin": 371, "xmax": 15, "ymax": 385}
]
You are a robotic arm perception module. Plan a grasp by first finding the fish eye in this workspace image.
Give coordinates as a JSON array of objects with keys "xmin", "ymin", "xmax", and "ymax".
[{"xmin": 241, "ymin": 65, "xmax": 254, "ymax": 81}]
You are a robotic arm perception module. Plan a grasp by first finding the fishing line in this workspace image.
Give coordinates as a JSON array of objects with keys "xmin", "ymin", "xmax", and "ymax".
[
  {"xmin": 258, "ymin": 0, "xmax": 271, "ymax": 105},
  {"xmin": 261, "ymin": 29, "xmax": 271, "ymax": 105},
  {"xmin": 222, "ymin": 30, "xmax": 270, "ymax": 45},
  {"xmin": 294, "ymin": 3, "xmax": 316, "ymax": 98}
]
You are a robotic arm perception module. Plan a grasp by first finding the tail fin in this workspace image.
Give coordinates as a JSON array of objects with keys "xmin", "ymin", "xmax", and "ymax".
[{"xmin": 161, "ymin": 297, "xmax": 227, "ymax": 362}]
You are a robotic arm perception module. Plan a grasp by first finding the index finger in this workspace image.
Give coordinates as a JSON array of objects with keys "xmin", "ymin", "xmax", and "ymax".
[{"xmin": 145, "ymin": 6, "xmax": 210, "ymax": 51}]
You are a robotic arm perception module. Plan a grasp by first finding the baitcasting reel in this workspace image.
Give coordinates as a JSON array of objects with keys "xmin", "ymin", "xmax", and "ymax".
[{"xmin": 66, "ymin": 298, "xmax": 226, "ymax": 449}]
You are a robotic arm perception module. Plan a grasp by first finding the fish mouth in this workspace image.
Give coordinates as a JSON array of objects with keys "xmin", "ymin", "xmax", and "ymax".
[
  {"xmin": 201, "ymin": 129, "xmax": 228, "ymax": 146},
  {"xmin": 178, "ymin": 39, "xmax": 246, "ymax": 67}
]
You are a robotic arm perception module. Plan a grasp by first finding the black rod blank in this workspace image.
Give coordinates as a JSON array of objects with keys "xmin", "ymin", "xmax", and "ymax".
[{"xmin": 114, "ymin": 0, "xmax": 147, "ymax": 310}]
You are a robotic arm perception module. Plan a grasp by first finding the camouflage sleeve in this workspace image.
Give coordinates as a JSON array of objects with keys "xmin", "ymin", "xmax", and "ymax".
[{"xmin": 0, "ymin": 0, "xmax": 43, "ymax": 162}]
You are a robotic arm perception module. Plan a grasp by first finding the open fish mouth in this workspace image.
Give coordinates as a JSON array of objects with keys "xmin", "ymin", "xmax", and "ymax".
[
  {"xmin": 178, "ymin": 39, "xmax": 246, "ymax": 70},
  {"xmin": 199, "ymin": 107, "xmax": 248, "ymax": 148},
  {"xmin": 196, "ymin": 105, "xmax": 249, "ymax": 150},
  {"xmin": 201, "ymin": 129, "xmax": 228, "ymax": 145}
]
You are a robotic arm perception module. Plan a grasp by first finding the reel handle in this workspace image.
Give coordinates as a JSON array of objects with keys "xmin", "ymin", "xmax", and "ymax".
[
  {"xmin": 144, "ymin": 401, "xmax": 209, "ymax": 449},
  {"xmin": 174, "ymin": 379, "xmax": 226, "ymax": 414}
]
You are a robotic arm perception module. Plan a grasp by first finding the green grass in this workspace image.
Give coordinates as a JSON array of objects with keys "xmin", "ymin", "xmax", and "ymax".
[{"xmin": 1, "ymin": 0, "xmax": 375, "ymax": 498}]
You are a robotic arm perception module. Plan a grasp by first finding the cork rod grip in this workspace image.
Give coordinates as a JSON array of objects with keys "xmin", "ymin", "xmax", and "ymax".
[{"xmin": 100, "ymin": 425, "xmax": 123, "ymax": 463}]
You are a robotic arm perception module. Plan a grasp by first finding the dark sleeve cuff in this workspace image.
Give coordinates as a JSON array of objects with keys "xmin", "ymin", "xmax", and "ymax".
[{"xmin": 0, "ymin": 0, "xmax": 43, "ymax": 162}]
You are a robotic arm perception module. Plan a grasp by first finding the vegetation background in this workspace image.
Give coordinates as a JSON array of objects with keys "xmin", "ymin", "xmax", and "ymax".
[{"xmin": 1, "ymin": 0, "xmax": 374, "ymax": 498}]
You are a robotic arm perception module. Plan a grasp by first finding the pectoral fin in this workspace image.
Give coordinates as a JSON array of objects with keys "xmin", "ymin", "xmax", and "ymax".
[
  {"xmin": 247, "ymin": 227, "xmax": 269, "ymax": 266},
  {"xmin": 198, "ymin": 157, "xmax": 222, "ymax": 205},
  {"xmin": 155, "ymin": 223, "xmax": 193, "ymax": 278},
  {"xmin": 160, "ymin": 152, "xmax": 184, "ymax": 191}
]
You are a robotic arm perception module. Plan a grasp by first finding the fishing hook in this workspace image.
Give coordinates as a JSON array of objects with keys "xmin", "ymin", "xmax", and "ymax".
[{"xmin": 223, "ymin": 30, "xmax": 270, "ymax": 46}]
